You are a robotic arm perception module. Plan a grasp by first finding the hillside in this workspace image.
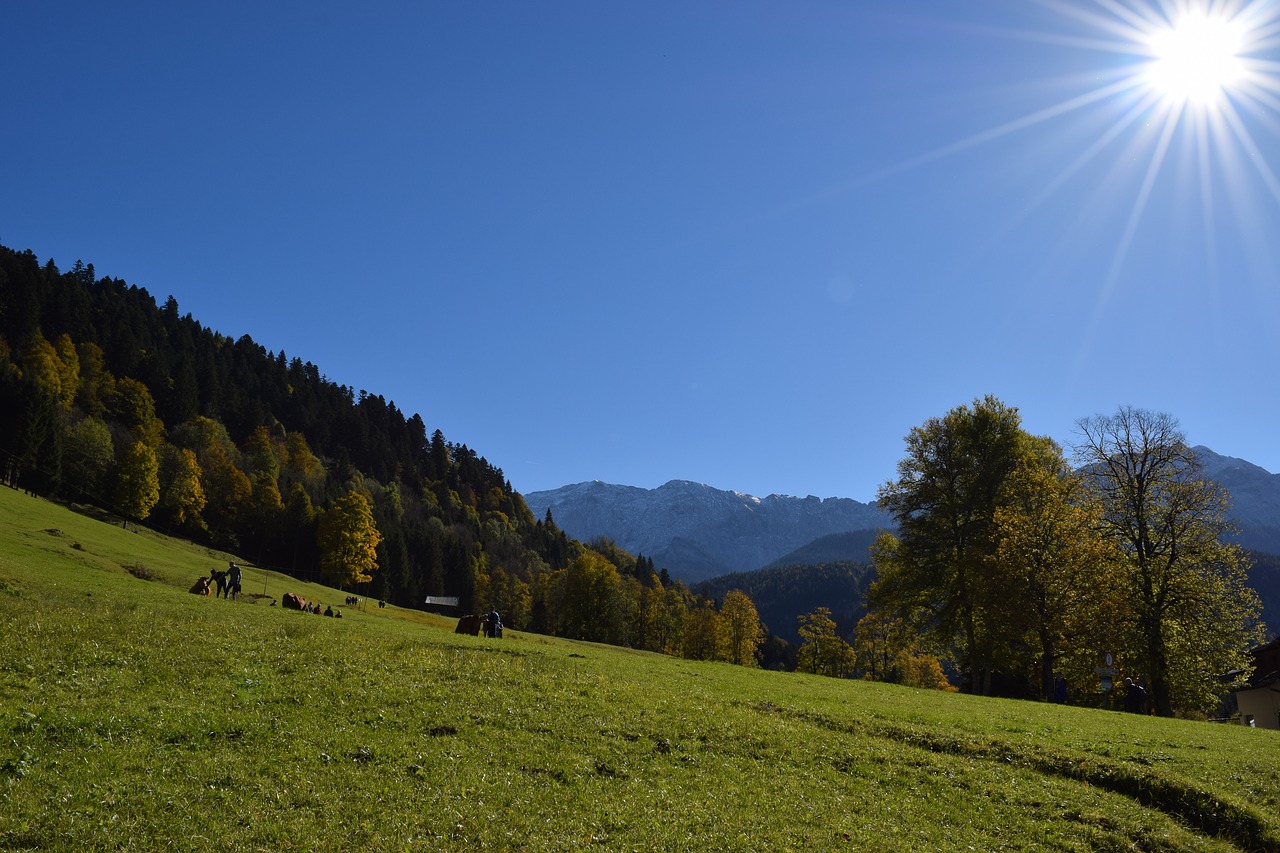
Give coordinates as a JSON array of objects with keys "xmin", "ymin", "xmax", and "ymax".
[
  {"xmin": 696, "ymin": 560, "xmax": 875, "ymax": 646},
  {"xmin": 0, "ymin": 245, "xmax": 720, "ymax": 660},
  {"xmin": 3, "ymin": 487, "xmax": 1279, "ymax": 851}
]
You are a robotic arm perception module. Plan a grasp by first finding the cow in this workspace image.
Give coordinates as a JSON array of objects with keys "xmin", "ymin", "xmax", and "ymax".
[
  {"xmin": 189, "ymin": 577, "xmax": 212, "ymax": 595},
  {"xmin": 282, "ymin": 592, "xmax": 307, "ymax": 611},
  {"xmin": 455, "ymin": 614, "xmax": 482, "ymax": 635}
]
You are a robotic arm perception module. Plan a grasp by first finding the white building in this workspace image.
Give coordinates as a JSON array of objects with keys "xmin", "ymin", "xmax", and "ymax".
[{"xmin": 1235, "ymin": 638, "xmax": 1280, "ymax": 730}]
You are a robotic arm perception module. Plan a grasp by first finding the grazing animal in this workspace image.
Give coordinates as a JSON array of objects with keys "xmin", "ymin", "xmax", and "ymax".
[
  {"xmin": 455, "ymin": 614, "xmax": 482, "ymax": 636},
  {"xmin": 282, "ymin": 592, "xmax": 307, "ymax": 611},
  {"xmin": 189, "ymin": 577, "xmax": 211, "ymax": 595}
]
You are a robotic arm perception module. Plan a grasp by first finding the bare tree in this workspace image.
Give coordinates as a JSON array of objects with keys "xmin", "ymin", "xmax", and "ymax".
[{"xmin": 1074, "ymin": 407, "xmax": 1262, "ymax": 716}]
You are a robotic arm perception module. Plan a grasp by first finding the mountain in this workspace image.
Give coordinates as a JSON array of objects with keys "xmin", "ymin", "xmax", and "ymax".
[
  {"xmin": 1191, "ymin": 446, "xmax": 1280, "ymax": 554},
  {"xmin": 526, "ymin": 447, "xmax": 1280, "ymax": 583},
  {"xmin": 523, "ymin": 480, "xmax": 892, "ymax": 582}
]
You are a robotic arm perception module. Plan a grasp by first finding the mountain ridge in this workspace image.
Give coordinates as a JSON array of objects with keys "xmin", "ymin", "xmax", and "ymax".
[
  {"xmin": 525, "ymin": 445, "xmax": 1279, "ymax": 584},
  {"xmin": 525, "ymin": 478, "xmax": 892, "ymax": 582}
]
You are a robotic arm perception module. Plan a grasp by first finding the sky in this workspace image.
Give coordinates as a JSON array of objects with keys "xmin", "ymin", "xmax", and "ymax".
[{"xmin": 4, "ymin": 1, "xmax": 1280, "ymax": 503}]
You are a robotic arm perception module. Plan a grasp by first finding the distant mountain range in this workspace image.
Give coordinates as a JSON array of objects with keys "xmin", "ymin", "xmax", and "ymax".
[
  {"xmin": 524, "ymin": 446, "xmax": 1280, "ymax": 581},
  {"xmin": 523, "ymin": 480, "xmax": 891, "ymax": 583},
  {"xmin": 524, "ymin": 446, "xmax": 1280, "ymax": 641}
]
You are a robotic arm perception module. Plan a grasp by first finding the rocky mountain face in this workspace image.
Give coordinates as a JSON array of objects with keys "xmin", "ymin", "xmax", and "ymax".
[
  {"xmin": 523, "ymin": 447, "xmax": 1280, "ymax": 585},
  {"xmin": 1192, "ymin": 446, "xmax": 1280, "ymax": 555},
  {"xmin": 523, "ymin": 480, "xmax": 892, "ymax": 582}
]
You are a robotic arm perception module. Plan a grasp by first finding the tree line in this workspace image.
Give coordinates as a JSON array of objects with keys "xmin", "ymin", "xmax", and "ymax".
[
  {"xmin": 851, "ymin": 396, "xmax": 1264, "ymax": 716},
  {"xmin": 0, "ymin": 245, "xmax": 767, "ymax": 666}
]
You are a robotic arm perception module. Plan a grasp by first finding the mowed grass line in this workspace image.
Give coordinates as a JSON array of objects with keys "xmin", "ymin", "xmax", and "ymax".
[{"xmin": 1, "ymin": 489, "xmax": 1277, "ymax": 851}]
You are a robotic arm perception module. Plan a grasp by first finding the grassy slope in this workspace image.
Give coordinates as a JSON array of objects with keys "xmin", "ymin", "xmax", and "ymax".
[{"xmin": 1, "ymin": 488, "xmax": 1278, "ymax": 852}]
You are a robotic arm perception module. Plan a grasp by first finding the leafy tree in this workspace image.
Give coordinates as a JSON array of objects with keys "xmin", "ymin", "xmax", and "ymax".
[
  {"xmin": 870, "ymin": 396, "xmax": 1027, "ymax": 694},
  {"xmin": 172, "ymin": 416, "xmax": 250, "ymax": 545},
  {"xmin": 114, "ymin": 440, "xmax": 160, "ymax": 527},
  {"xmin": 655, "ymin": 586, "xmax": 688, "ymax": 656},
  {"xmin": 720, "ymin": 589, "xmax": 764, "ymax": 666},
  {"xmin": 1074, "ymin": 407, "xmax": 1264, "ymax": 715},
  {"xmin": 51, "ymin": 333, "xmax": 80, "ymax": 411},
  {"xmin": 63, "ymin": 415, "xmax": 115, "ymax": 500},
  {"xmin": 992, "ymin": 436, "xmax": 1119, "ymax": 700},
  {"xmin": 108, "ymin": 376, "xmax": 163, "ymax": 447},
  {"xmin": 897, "ymin": 652, "xmax": 956, "ymax": 691},
  {"xmin": 73, "ymin": 341, "xmax": 113, "ymax": 417},
  {"xmin": 557, "ymin": 550, "xmax": 628, "ymax": 644},
  {"xmin": 795, "ymin": 606, "xmax": 856, "ymax": 678},
  {"xmin": 682, "ymin": 601, "xmax": 727, "ymax": 661},
  {"xmin": 317, "ymin": 489, "xmax": 383, "ymax": 588},
  {"xmin": 17, "ymin": 334, "xmax": 68, "ymax": 408},
  {"xmin": 853, "ymin": 609, "xmax": 923, "ymax": 683},
  {"xmin": 156, "ymin": 444, "xmax": 206, "ymax": 531}
]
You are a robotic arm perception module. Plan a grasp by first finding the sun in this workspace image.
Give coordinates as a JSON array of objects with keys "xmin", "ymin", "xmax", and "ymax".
[{"xmin": 1146, "ymin": 11, "xmax": 1246, "ymax": 105}]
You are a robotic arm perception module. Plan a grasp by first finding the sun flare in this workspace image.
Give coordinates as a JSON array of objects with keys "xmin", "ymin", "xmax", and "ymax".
[{"xmin": 1147, "ymin": 12, "xmax": 1246, "ymax": 104}]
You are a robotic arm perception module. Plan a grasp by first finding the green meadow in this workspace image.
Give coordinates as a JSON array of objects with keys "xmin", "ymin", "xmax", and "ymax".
[{"xmin": 2, "ymin": 487, "xmax": 1278, "ymax": 852}]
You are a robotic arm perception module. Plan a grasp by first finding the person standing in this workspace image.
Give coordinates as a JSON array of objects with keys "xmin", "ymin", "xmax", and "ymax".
[
  {"xmin": 227, "ymin": 561, "xmax": 242, "ymax": 601},
  {"xmin": 1123, "ymin": 677, "xmax": 1147, "ymax": 714}
]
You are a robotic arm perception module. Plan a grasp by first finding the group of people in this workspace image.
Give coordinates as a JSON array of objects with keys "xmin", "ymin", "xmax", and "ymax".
[
  {"xmin": 482, "ymin": 608, "xmax": 502, "ymax": 638},
  {"xmin": 195, "ymin": 561, "xmax": 243, "ymax": 599}
]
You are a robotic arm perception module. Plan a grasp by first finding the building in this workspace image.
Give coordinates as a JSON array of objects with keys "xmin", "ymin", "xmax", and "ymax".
[{"xmin": 1235, "ymin": 638, "xmax": 1280, "ymax": 729}]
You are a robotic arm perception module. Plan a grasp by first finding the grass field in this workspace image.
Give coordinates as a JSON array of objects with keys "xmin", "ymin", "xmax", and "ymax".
[{"xmin": 2, "ymin": 486, "xmax": 1278, "ymax": 852}]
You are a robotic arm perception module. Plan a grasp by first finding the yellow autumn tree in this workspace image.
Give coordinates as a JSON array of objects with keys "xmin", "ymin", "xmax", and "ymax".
[
  {"xmin": 720, "ymin": 589, "xmax": 764, "ymax": 667},
  {"xmin": 318, "ymin": 489, "xmax": 382, "ymax": 588},
  {"xmin": 796, "ymin": 606, "xmax": 856, "ymax": 678},
  {"xmin": 157, "ymin": 444, "xmax": 206, "ymax": 530},
  {"xmin": 114, "ymin": 440, "xmax": 160, "ymax": 529}
]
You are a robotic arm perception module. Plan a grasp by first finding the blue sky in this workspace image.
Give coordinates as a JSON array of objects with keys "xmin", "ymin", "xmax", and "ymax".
[{"xmin": 4, "ymin": 1, "xmax": 1279, "ymax": 502}]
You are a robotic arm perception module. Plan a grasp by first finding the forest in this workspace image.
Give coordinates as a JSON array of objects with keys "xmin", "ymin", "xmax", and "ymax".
[{"xmin": 0, "ymin": 244, "xmax": 765, "ymax": 666}]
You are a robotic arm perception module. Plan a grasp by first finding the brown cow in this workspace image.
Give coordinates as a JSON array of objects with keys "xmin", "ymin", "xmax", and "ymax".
[
  {"xmin": 455, "ymin": 614, "xmax": 482, "ymax": 635},
  {"xmin": 282, "ymin": 592, "xmax": 307, "ymax": 611},
  {"xmin": 189, "ymin": 577, "xmax": 211, "ymax": 595}
]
